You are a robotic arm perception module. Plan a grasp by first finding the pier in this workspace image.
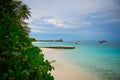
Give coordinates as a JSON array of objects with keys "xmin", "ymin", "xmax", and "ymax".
[{"xmin": 41, "ymin": 46, "xmax": 75, "ymax": 49}]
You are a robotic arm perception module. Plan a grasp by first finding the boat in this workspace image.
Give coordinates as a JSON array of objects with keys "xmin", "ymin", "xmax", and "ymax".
[
  {"xmin": 99, "ymin": 40, "xmax": 107, "ymax": 43},
  {"xmin": 75, "ymin": 41, "xmax": 80, "ymax": 44}
]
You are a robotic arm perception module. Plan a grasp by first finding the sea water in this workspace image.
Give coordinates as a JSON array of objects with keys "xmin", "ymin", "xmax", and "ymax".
[{"xmin": 32, "ymin": 41, "xmax": 120, "ymax": 80}]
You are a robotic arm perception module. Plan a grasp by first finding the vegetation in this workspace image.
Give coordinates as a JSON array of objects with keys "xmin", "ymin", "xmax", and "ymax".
[{"xmin": 0, "ymin": 0, "xmax": 54, "ymax": 80}]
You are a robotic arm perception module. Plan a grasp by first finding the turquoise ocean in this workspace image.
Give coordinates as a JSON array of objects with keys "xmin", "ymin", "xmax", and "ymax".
[{"xmin": 33, "ymin": 41, "xmax": 120, "ymax": 80}]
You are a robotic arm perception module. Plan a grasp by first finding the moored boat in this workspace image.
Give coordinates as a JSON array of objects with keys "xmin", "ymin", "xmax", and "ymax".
[
  {"xmin": 75, "ymin": 41, "xmax": 80, "ymax": 44},
  {"xmin": 99, "ymin": 40, "xmax": 107, "ymax": 43}
]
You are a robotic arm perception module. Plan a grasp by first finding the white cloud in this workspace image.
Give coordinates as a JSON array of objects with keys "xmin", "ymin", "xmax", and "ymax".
[
  {"xmin": 43, "ymin": 18, "xmax": 66, "ymax": 27},
  {"xmin": 29, "ymin": 23, "xmax": 67, "ymax": 34},
  {"xmin": 79, "ymin": 21, "xmax": 92, "ymax": 26}
]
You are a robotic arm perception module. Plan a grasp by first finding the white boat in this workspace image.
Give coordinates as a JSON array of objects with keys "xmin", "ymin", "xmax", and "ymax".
[{"xmin": 75, "ymin": 41, "xmax": 80, "ymax": 44}]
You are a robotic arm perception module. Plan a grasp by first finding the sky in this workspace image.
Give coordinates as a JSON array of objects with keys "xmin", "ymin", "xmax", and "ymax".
[{"xmin": 23, "ymin": 0, "xmax": 120, "ymax": 41}]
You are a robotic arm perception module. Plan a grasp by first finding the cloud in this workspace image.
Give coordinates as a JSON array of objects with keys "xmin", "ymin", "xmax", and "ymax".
[
  {"xmin": 29, "ymin": 24, "xmax": 55, "ymax": 33},
  {"xmin": 30, "ymin": 17, "xmax": 80, "ymax": 28},
  {"xmin": 43, "ymin": 18, "xmax": 67, "ymax": 28}
]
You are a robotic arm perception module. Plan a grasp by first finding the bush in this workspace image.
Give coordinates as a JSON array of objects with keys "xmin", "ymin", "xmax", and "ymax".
[{"xmin": 0, "ymin": 46, "xmax": 54, "ymax": 80}]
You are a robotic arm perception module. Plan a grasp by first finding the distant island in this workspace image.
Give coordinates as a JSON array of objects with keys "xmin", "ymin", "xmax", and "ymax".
[{"xmin": 36, "ymin": 39, "xmax": 63, "ymax": 42}]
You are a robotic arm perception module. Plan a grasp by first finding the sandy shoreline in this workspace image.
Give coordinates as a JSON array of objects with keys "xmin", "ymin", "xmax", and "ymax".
[{"xmin": 41, "ymin": 48, "xmax": 97, "ymax": 80}]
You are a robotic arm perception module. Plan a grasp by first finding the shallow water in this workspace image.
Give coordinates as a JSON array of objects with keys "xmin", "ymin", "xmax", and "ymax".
[{"xmin": 33, "ymin": 41, "xmax": 120, "ymax": 80}]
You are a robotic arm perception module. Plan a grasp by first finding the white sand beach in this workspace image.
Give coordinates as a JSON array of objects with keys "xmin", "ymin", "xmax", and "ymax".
[{"xmin": 41, "ymin": 48, "xmax": 97, "ymax": 80}]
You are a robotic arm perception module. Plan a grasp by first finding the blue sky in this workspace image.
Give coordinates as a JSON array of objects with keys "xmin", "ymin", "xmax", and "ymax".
[{"xmin": 23, "ymin": 0, "xmax": 120, "ymax": 41}]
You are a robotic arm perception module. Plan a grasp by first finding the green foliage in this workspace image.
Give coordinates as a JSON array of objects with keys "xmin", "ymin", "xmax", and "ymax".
[
  {"xmin": 0, "ymin": 47, "xmax": 54, "ymax": 80},
  {"xmin": 0, "ymin": 0, "xmax": 54, "ymax": 80},
  {"xmin": 29, "ymin": 38, "xmax": 36, "ymax": 42}
]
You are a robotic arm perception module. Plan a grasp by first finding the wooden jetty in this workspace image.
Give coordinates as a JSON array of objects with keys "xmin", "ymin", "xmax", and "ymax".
[{"xmin": 41, "ymin": 46, "xmax": 75, "ymax": 49}]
